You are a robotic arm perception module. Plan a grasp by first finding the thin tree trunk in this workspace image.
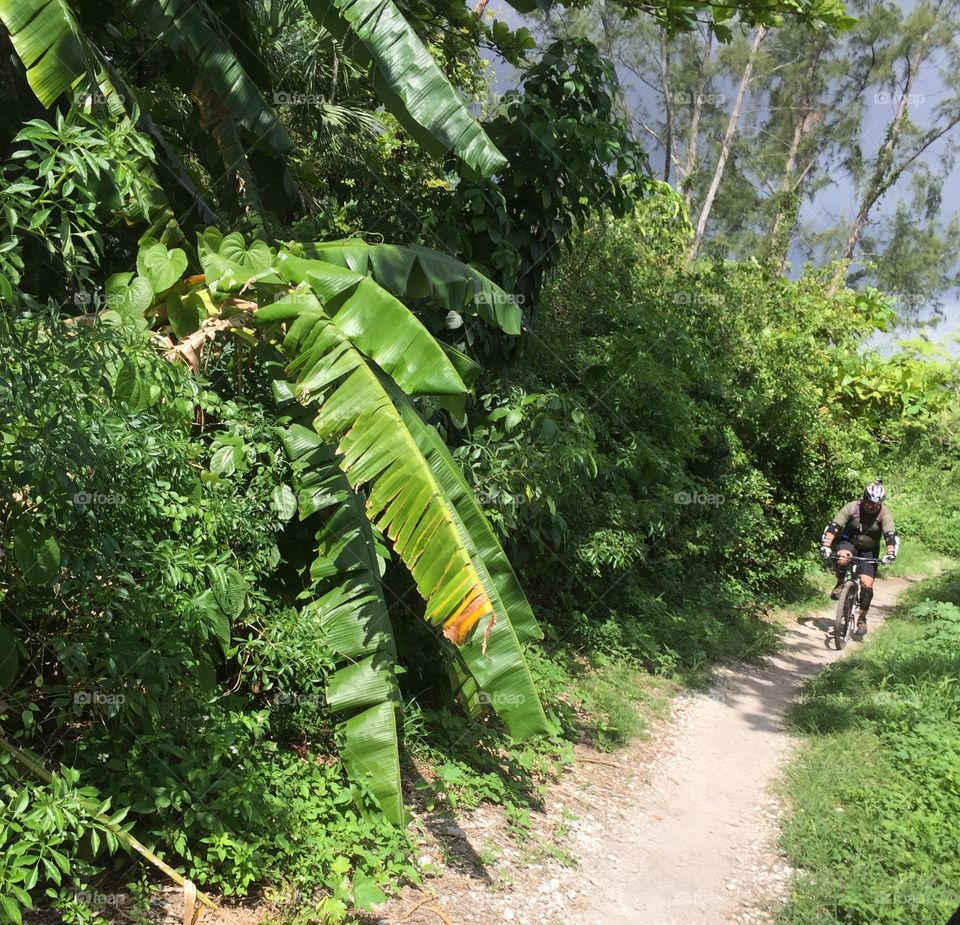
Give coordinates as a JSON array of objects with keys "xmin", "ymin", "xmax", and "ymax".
[
  {"xmin": 599, "ymin": 0, "xmax": 633, "ymax": 134},
  {"xmin": 196, "ymin": 85, "xmax": 267, "ymax": 238},
  {"xmin": 686, "ymin": 26, "xmax": 766, "ymax": 264},
  {"xmin": 682, "ymin": 26, "xmax": 713, "ymax": 211},
  {"xmin": 837, "ymin": 71, "xmax": 914, "ymax": 266},
  {"xmin": 769, "ymin": 44, "xmax": 825, "ymax": 268},
  {"xmin": 834, "ymin": 21, "xmax": 938, "ymax": 283},
  {"xmin": 829, "ymin": 103, "xmax": 960, "ymax": 291},
  {"xmin": 661, "ymin": 35, "xmax": 673, "ymax": 183}
]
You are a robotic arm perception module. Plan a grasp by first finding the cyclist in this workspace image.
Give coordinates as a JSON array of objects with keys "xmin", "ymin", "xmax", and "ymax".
[{"xmin": 819, "ymin": 480, "xmax": 899, "ymax": 634}]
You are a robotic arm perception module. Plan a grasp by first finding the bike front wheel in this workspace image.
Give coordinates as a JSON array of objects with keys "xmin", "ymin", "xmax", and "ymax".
[{"xmin": 834, "ymin": 583, "xmax": 856, "ymax": 650}]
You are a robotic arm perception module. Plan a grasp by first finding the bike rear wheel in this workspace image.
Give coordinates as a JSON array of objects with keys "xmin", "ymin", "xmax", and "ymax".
[{"xmin": 834, "ymin": 583, "xmax": 856, "ymax": 650}]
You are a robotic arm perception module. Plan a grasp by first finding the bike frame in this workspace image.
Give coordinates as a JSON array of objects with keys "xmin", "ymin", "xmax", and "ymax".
[{"xmin": 830, "ymin": 554, "xmax": 880, "ymax": 649}]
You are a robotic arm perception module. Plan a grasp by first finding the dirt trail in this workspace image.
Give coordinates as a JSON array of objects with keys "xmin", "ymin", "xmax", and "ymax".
[
  {"xmin": 376, "ymin": 574, "xmax": 917, "ymax": 925},
  {"xmin": 564, "ymin": 574, "xmax": 915, "ymax": 925}
]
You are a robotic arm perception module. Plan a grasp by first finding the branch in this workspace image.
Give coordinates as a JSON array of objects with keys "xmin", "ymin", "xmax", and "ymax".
[
  {"xmin": 0, "ymin": 734, "xmax": 218, "ymax": 915},
  {"xmin": 887, "ymin": 111, "xmax": 960, "ymax": 186},
  {"xmin": 165, "ymin": 306, "xmax": 257, "ymax": 374}
]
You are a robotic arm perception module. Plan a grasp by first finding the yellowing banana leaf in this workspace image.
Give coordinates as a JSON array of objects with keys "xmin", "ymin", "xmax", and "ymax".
[
  {"xmin": 395, "ymin": 396, "xmax": 541, "ymax": 644},
  {"xmin": 303, "ymin": 0, "xmax": 506, "ymax": 178},
  {"xmin": 260, "ymin": 293, "xmax": 493, "ymax": 647},
  {"xmin": 394, "ymin": 392, "xmax": 548, "ymax": 739},
  {"xmin": 261, "ymin": 292, "xmax": 548, "ymax": 740}
]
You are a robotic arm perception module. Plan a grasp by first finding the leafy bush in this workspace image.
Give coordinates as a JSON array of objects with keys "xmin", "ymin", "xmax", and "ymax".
[
  {"xmin": 0, "ymin": 313, "xmax": 414, "ymax": 918},
  {"xmin": 452, "ymin": 184, "xmax": 893, "ymax": 672},
  {"xmin": 0, "ymin": 111, "xmax": 157, "ymax": 303}
]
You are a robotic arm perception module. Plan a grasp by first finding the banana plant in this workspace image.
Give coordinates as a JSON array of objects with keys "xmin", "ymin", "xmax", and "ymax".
[
  {"xmin": 290, "ymin": 239, "xmax": 523, "ymax": 335},
  {"xmin": 0, "ymin": 0, "xmax": 505, "ymax": 185},
  {"xmin": 127, "ymin": 231, "xmax": 549, "ymax": 821}
]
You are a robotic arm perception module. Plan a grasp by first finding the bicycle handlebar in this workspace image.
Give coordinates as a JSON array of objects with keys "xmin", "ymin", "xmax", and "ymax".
[{"xmin": 825, "ymin": 554, "xmax": 881, "ymax": 563}]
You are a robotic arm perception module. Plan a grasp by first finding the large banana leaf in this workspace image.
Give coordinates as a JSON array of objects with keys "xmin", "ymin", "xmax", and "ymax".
[
  {"xmin": 124, "ymin": 0, "xmax": 294, "ymax": 156},
  {"xmin": 303, "ymin": 0, "xmax": 506, "ymax": 178},
  {"xmin": 261, "ymin": 291, "xmax": 490, "ymax": 643},
  {"xmin": 259, "ymin": 288, "xmax": 548, "ymax": 739},
  {"xmin": 0, "ymin": 0, "xmax": 89, "ymax": 105},
  {"xmin": 293, "ymin": 239, "xmax": 523, "ymax": 335},
  {"xmin": 394, "ymin": 392, "xmax": 548, "ymax": 739},
  {"xmin": 279, "ymin": 415, "xmax": 405, "ymax": 825},
  {"xmin": 394, "ymin": 395, "xmax": 540, "ymax": 645}
]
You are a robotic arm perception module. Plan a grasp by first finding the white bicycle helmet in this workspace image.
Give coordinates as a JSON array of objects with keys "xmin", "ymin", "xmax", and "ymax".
[{"xmin": 863, "ymin": 480, "xmax": 886, "ymax": 504}]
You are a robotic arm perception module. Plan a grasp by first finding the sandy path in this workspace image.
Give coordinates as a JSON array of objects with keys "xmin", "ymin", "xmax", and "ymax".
[{"xmin": 564, "ymin": 574, "xmax": 915, "ymax": 925}]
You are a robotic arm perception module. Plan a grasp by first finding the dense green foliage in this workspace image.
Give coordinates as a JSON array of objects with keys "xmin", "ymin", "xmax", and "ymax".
[
  {"xmin": 0, "ymin": 314, "xmax": 421, "ymax": 916},
  {"xmin": 451, "ymin": 184, "xmax": 954, "ymax": 673},
  {"xmin": 2, "ymin": 0, "xmax": 958, "ymax": 922},
  {"xmin": 781, "ymin": 571, "xmax": 960, "ymax": 924}
]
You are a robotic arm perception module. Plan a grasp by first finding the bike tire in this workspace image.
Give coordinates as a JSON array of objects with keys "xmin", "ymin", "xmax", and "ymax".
[{"xmin": 834, "ymin": 583, "xmax": 856, "ymax": 650}]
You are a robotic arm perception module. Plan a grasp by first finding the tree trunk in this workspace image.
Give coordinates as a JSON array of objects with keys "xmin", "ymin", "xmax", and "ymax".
[
  {"xmin": 682, "ymin": 26, "xmax": 713, "ymax": 211},
  {"xmin": 833, "ymin": 21, "xmax": 938, "ymax": 283},
  {"xmin": 686, "ymin": 26, "xmax": 766, "ymax": 264},
  {"xmin": 661, "ymin": 35, "xmax": 673, "ymax": 182},
  {"xmin": 768, "ymin": 43, "xmax": 825, "ymax": 267},
  {"xmin": 837, "ymin": 74, "xmax": 914, "ymax": 266},
  {"xmin": 196, "ymin": 85, "xmax": 267, "ymax": 238}
]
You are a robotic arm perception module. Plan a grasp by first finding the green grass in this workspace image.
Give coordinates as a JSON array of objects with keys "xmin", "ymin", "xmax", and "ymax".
[
  {"xmin": 574, "ymin": 658, "xmax": 675, "ymax": 751},
  {"xmin": 777, "ymin": 566, "xmax": 960, "ymax": 925},
  {"xmin": 882, "ymin": 538, "xmax": 954, "ymax": 579}
]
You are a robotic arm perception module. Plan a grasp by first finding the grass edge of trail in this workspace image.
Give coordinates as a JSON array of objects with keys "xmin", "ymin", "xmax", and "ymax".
[{"xmin": 774, "ymin": 557, "xmax": 960, "ymax": 925}]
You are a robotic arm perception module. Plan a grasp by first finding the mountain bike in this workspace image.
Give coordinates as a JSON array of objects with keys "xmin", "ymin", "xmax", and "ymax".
[{"xmin": 830, "ymin": 555, "xmax": 880, "ymax": 650}]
